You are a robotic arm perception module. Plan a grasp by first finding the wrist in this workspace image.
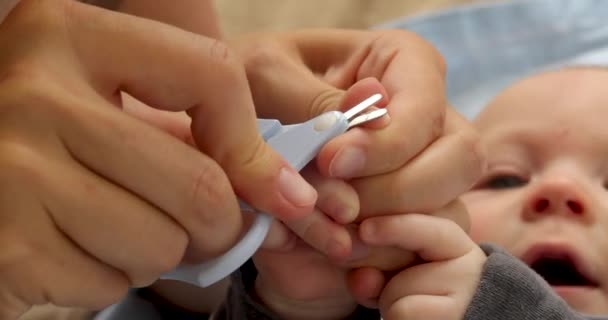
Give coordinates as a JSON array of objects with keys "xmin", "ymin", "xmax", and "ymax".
[{"xmin": 253, "ymin": 276, "xmax": 358, "ymax": 320}]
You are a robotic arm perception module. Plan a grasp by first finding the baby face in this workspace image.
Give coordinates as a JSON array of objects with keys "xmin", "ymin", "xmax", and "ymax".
[{"xmin": 463, "ymin": 68, "xmax": 608, "ymax": 315}]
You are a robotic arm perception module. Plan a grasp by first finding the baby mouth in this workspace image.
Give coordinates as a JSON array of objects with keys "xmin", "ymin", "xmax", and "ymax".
[{"xmin": 527, "ymin": 254, "xmax": 598, "ymax": 288}]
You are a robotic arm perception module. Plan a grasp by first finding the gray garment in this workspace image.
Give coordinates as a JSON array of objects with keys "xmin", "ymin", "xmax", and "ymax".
[
  {"xmin": 95, "ymin": 244, "xmax": 608, "ymax": 319},
  {"xmin": 466, "ymin": 244, "xmax": 606, "ymax": 320},
  {"xmin": 215, "ymin": 244, "xmax": 607, "ymax": 320}
]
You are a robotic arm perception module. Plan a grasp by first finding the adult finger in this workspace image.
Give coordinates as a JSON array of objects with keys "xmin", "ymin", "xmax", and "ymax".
[
  {"xmin": 42, "ymin": 156, "xmax": 189, "ymax": 286},
  {"xmin": 0, "ymin": 188, "xmax": 127, "ymax": 318},
  {"xmin": 59, "ymin": 0, "xmax": 318, "ymax": 220},
  {"xmin": 0, "ymin": 67, "xmax": 241, "ymax": 262},
  {"xmin": 121, "ymin": 93, "xmax": 195, "ymax": 147},
  {"xmin": 264, "ymin": 30, "xmax": 449, "ymax": 179},
  {"xmin": 277, "ymin": 165, "xmax": 359, "ymax": 259},
  {"xmin": 229, "ymin": 33, "xmax": 389, "ymax": 124},
  {"xmin": 354, "ymin": 109, "xmax": 483, "ymax": 216},
  {"xmin": 0, "ymin": 131, "xmax": 188, "ymax": 286},
  {"xmin": 3, "ymin": 0, "xmax": 318, "ymax": 260}
]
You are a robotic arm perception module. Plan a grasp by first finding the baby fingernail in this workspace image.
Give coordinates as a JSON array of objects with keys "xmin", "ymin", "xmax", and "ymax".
[
  {"xmin": 329, "ymin": 147, "xmax": 366, "ymax": 178},
  {"xmin": 278, "ymin": 168, "xmax": 317, "ymax": 207},
  {"xmin": 348, "ymin": 237, "xmax": 370, "ymax": 261},
  {"xmin": 360, "ymin": 221, "xmax": 377, "ymax": 242},
  {"xmin": 334, "ymin": 205, "xmax": 357, "ymax": 224}
]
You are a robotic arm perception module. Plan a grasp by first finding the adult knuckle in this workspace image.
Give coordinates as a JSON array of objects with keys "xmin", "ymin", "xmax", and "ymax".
[
  {"xmin": 234, "ymin": 136, "xmax": 272, "ymax": 178},
  {"xmin": 0, "ymin": 229, "xmax": 35, "ymax": 274},
  {"xmin": 370, "ymin": 44, "xmax": 400, "ymax": 71},
  {"xmin": 0, "ymin": 266, "xmax": 38, "ymax": 315},
  {"xmin": 361, "ymin": 32, "xmax": 402, "ymax": 78},
  {"xmin": 208, "ymin": 39, "xmax": 233, "ymax": 62},
  {"xmin": 4, "ymin": 0, "xmax": 67, "ymax": 35},
  {"xmin": 0, "ymin": 141, "xmax": 45, "ymax": 185},
  {"xmin": 0, "ymin": 63, "xmax": 45, "ymax": 96},
  {"xmin": 0, "ymin": 63, "xmax": 67, "ymax": 119},
  {"xmin": 374, "ymin": 29, "xmax": 446, "ymax": 76},
  {"xmin": 201, "ymin": 39, "xmax": 241, "ymax": 74},
  {"xmin": 189, "ymin": 161, "xmax": 231, "ymax": 209},
  {"xmin": 192, "ymin": 39, "xmax": 248, "ymax": 100},
  {"xmin": 307, "ymin": 88, "xmax": 343, "ymax": 118},
  {"xmin": 0, "ymin": 292, "xmax": 27, "ymax": 320},
  {"xmin": 186, "ymin": 162, "xmax": 240, "ymax": 245},
  {"xmin": 0, "ymin": 230, "xmax": 48, "ymax": 308},
  {"xmin": 239, "ymin": 39, "xmax": 283, "ymax": 73}
]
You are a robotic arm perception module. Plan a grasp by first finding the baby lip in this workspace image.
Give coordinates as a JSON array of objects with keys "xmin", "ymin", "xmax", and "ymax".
[{"xmin": 521, "ymin": 244, "xmax": 599, "ymax": 287}]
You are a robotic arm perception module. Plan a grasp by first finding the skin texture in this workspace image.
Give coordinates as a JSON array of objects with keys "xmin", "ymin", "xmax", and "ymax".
[
  {"xmin": 0, "ymin": 0, "xmax": 321, "ymax": 318},
  {"xmin": 113, "ymin": 0, "xmax": 481, "ymax": 263},
  {"xmin": 0, "ymin": 1, "xmax": 483, "ymax": 318},
  {"xmin": 360, "ymin": 67, "xmax": 608, "ymax": 319},
  {"xmin": 249, "ymin": 69, "xmax": 608, "ymax": 319},
  {"xmin": 87, "ymin": 1, "xmax": 480, "ymax": 315},
  {"xmin": 463, "ymin": 67, "xmax": 608, "ymax": 316},
  {"xmin": 230, "ymin": 31, "xmax": 483, "ymax": 319},
  {"xmin": 121, "ymin": 6, "xmax": 483, "ymax": 316}
]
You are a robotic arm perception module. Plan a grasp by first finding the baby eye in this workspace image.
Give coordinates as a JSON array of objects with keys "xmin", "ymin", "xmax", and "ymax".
[{"xmin": 478, "ymin": 175, "xmax": 528, "ymax": 190}]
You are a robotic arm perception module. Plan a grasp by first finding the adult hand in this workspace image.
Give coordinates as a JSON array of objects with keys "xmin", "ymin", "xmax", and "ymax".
[
  {"xmin": 229, "ymin": 29, "xmax": 481, "ymax": 259},
  {"xmin": 229, "ymin": 29, "xmax": 483, "ymax": 318},
  {"xmin": 0, "ymin": 0, "xmax": 316, "ymax": 318}
]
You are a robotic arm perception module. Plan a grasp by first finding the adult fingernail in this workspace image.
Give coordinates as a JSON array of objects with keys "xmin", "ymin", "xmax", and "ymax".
[
  {"xmin": 329, "ymin": 147, "xmax": 366, "ymax": 178},
  {"xmin": 279, "ymin": 168, "xmax": 317, "ymax": 207}
]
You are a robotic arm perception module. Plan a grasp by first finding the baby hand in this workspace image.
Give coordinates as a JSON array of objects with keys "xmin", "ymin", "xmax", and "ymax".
[{"xmin": 359, "ymin": 204, "xmax": 486, "ymax": 320}]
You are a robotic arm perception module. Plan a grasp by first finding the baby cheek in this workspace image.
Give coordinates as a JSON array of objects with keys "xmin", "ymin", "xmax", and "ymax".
[{"xmin": 468, "ymin": 214, "xmax": 500, "ymax": 244}]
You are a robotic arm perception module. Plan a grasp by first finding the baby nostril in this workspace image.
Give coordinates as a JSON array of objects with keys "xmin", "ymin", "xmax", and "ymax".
[
  {"xmin": 535, "ymin": 199, "xmax": 549, "ymax": 212},
  {"xmin": 567, "ymin": 200, "xmax": 583, "ymax": 214}
]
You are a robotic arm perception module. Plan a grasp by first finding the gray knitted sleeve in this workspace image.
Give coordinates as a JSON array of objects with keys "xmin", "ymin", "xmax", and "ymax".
[{"xmin": 465, "ymin": 244, "xmax": 605, "ymax": 320}]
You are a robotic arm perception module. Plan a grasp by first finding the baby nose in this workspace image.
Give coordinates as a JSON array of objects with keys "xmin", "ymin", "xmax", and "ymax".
[{"xmin": 523, "ymin": 178, "xmax": 592, "ymax": 222}]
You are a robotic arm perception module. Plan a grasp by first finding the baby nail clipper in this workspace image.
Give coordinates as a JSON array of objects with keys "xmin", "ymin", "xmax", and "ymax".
[{"xmin": 161, "ymin": 94, "xmax": 386, "ymax": 287}]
